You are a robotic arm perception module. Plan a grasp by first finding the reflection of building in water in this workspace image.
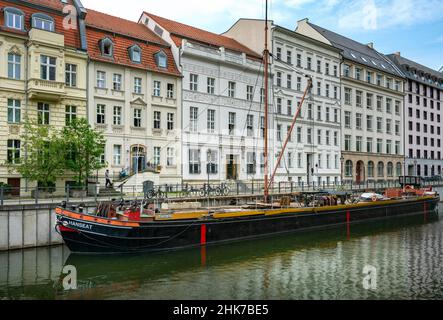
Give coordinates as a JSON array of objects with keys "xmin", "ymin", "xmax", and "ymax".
[{"xmin": 0, "ymin": 246, "xmax": 69, "ymax": 297}]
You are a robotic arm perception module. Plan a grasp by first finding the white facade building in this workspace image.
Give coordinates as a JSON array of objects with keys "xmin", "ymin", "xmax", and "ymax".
[
  {"xmin": 224, "ymin": 20, "xmax": 342, "ymax": 186},
  {"xmin": 140, "ymin": 12, "xmax": 273, "ymax": 183}
]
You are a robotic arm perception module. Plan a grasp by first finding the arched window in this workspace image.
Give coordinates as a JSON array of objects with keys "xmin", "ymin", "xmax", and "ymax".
[
  {"xmin": 377, "ymin": 162, "xmax": 384, "ymax": 177},
  {"xmin": 32, "ymin": 13, "xmax": 55, "ymax": 32},
  {"xmin": 367, "ymin": 161, "xmax": 374, "ymax": 178},
  {"xmin": 345, "ymin": 160, "xmax": 353, "ymax": 177},
  {"xmin": 396, "ymin": 163, "xmax": 402, "ymax": 177},
  {"xmin": 100, "ymin": 38, "xmax": 114, "ymax": 57},
  {"xmin": 128, "ymin": 44, "xmax": 142, "ymax": 63},
  {"xmin": 4, "ymin": 7, "xmax": 24, "ymax": 30},
  {"xmin": 387, "ymin": 162, "xmax": 394, "ymax": 177}
]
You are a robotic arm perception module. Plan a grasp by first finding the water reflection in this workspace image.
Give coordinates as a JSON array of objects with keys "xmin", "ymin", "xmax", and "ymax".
[{"xmin": 1, "ymin": 209, "xmax": 442, "ymax": 300}]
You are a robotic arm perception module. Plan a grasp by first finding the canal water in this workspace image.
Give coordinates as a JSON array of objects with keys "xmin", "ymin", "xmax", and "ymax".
[{"xmin": 1, "ymin": 205, "xmax": 442, "ymax": 300}]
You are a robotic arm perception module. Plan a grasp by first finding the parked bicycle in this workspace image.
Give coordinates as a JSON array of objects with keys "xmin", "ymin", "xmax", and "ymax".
[
  {"xmin": 146, "ymin": 186, "xmax": 167, "ymax": 199},
  {"xmin": 219, "ymin": 183, "xmax": 231, "ymax": 196},
  {"xmin": 180, "ymin": 184, "xmax": 200, "ymax": 198},
  {"xmin": 199, "ymin": 183, "xmax": 222, "ymax": 197}
]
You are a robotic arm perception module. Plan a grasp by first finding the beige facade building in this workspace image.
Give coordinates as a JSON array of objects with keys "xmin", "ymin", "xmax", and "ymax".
[
  {"xmin": 85, "ymin": 10, "xmax": 182, "ymax": 186},
  {"xmin": 0, "ymin": 0, "xmax": 88, "ymax": 195}
]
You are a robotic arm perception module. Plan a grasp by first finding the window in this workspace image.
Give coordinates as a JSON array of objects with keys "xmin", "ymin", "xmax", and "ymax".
[
  {"xmin": 100, "ymin": 38, "xmax": 114, "ymax": 57},
  {"xmin": 297, "ymin": 54, "xmax": 302, "ymax": 67},
  {"xmin": 276, "ymin": 72, "xmax": 282, "ymax": 87},
  {"xmin": 133, "ymin": 109, "xmax": 142, "ymax": 127},
  {"xmin": 277, "ymin": 98, "xmax": 282, "ymax": 114},
  {"xmin": 167, "ymin": 83, "xmax": 174, "ymax": 98},
  {"xmin": 317, "ymin": 105, "xmax": 322, "ymax": 121},
  {"xmin": 386, "ymin": 119, "xmax": 392, "ymax": 134},
  {"xmin": 356, "ymin": 136, "xmax": 362, "ymax": 152},
  {"xmin": 190, "ymin": 74, "xmax": 198, "ymax": 91},
  {"xmin": 32, "ymin": 13, "xmax": 54, "ymax": 32},
  {"xmin": 155, "ymin": 51, "xmax": 167, "ymax": 68},
  {"xmin": 377, "ymin": 117, "xmax": 383, "ymax": 133},
  {"xmin": 356, "ymin": 113, "xmax": 362, "ymax": 130},
  {"xmin": 229, "ymin": 112, "xmax": 236, "ymax": 135},
  {"xmin": 65, "ymin": 105, "xmax": 76, "ymax": 125},
  {"xmin": 260, "ymin": 117, "xmax": 265, "ymax": 138},
  {"xmin": 129, "ymin": 45, "xmax": 141, "ymax": 63},
  {"xmin": 377, "ymin": 162, "xmax": 384, "ymax": 177},
  {"xmin": 7, "ymin": 99, "xmax": 21, "ymax": 123},
  {"xmin": 366, "ymin": 93, "xmax": 373, "ymax": 109},
  {"xmin": 113, "ymin": 145, "xmax": 122, "ymax": 165},
  {"xmin": 287, "ymin": 75, "xmax": 292, "ymax": 89},
  {"xmin": 367, "ymin": 115, "xmax": 373, "ymax": 131},
  {"xmin": 277, "ymin": 125, "xmax": 282, "ymax": 142},
  {"xmin": 153, "ymin": 81, "xmax": 161, "ymax": 96},
  {"xmin": 317, "ymin": 60, "xmax": 322, "ymax": 73},
  {"xmin": 386, "ymin": 98, "xmax": 392, "ymax": 114},
  {"xmin": 387, "ymin": 162, "xmax": 394, "ymax": 177},
  {"xmin": 297, "ymin": 127, "xmax": 302, "ymax": 143},
  {"xmin": 153, "ymin": 147, "xmax": 161, "ymax": 166},
  {"xmin": 345, "ymin": 160, "xmax": 353, "ymax": 177},
  {"xmin": 167, "ymin": 113, "xmax": 174, "ymax": 131},
  {"xmin": 207, "ymin": 78, "xmax": 215, "ymax": 94},
  {"xmin": 296, "ymin": 77, "xmax": 301, "ymax": 91},
  {"xmin": 307, "ymin": 128, "xmax": 312, "ymax": 144},
  {"xmin": 247, "ymin": 85, "xmax": 254, "ymax": 101},
  {"xmin": 112, "ymin": 74, "xmax": 122, "ymax": 91},
  {"xmin": 368, "ymin": 161, "xmax": 374, "ymax": 177},
  {"xmin": 345, "ymin": 88, "xmax": 352, "ymax": 105},
  {"xmin": 287, "ymin": 100, "xmax": 292, "ymax": 116},
  {"xmin": 37, "ymin": 102, "xmax": 50, "ymax": 125},
  {"xmin": 367, "ymin": 138, "xmax": 373, "ymax": 153},
  {"xmin": 65, "ymin": 64, "xmax": 77, "ymax": 87},
  {"xmin": 334, "ymin": 131, "xmax": 338, "ymax": 146},
  {"xmin": 345, "ymin": 111, "xmax": 351, "ymax": 128},
  {"xmin": 276, "ymin": 47, "xmax": 282, "ymax": 60},
  {"xmin": 307, "ymin": 57, "xmax": 312, "ymax": 70},
  {"xmin": 247, "ymin": 152, "xmax": 256, "ymax": 174},
  {"xmin": 190, "ymin": 107, "xmax": 198, "ymax": 132},
  {"xmin": 345, "ymin": 135, "xmax": 351, "ymax": 151},
  {"xmin": 7, "ymin": 140, "xmax": 20, "ymax": 164},
  {"xmin": 189, "ymin": 149, "xmax": 201, "ymax": 174},
  {"xmin": 113, "ymin": 106, "xmax": 122, "ymax": 125},
  {"xmin": 167, "ymin": 148, "xmax": 175, "ymax": 167},
  {"xmin": 377, "ymin": 96, "xmax": 383, "ymax": 112},
  {"xmin": 355, "ymin": 68, "xmax": 361, "ymax": 80},
  {"xmin": 40, "ymin": 55, "xmax": 56, "ymax": 81},
  {"xmin": 228, "ymin": 82, "xmax": 236, "ymax": 98},
  {"xmin": 247, "ymin": 115, "xmax": 254, "ymax": 137},
  {"xmin": 396, "ymin": 163, "xmax": 402, "ymax": 176},
  {"xmin": 5, "ymin": 8, "xmax": 24, "ymax": 30},
  {"xmin": 386, "ymin": 140, "xmax": 392, "ymax": 154},
  {"xmin": 344, "ymin": 64, "xmax": 350, "ymax": 77},
  {"xmin": 96, "ymin": 105, "xmax": 105, "ymax": 124},
  {"xmin": 97, "ymin": 71, "xmax": 106, "ymax": 88},
  {"xmin": 8, "ymin": 53, "xmax": 21, "ymax": 80},
  {"xmin": 287, "ymin": 51, "xmax": 292, "ymax": 65},
  {"xmin": 153, "ymin": 111, "xmax": 161, "ymax": 129},
  {"xmin": 356, "ymin": 91, "xmax": 362, "ymax": 107},
  {"xmin": 207, "ymin": 110, "xmax": 215, "ymax": 133},
  {"xmin": 206, "ymin": 150, "xmax": 218, "ymax": 174},
  {"xmin": 134, "ymin": 77, "xmax": 142, "ymax": 94}
]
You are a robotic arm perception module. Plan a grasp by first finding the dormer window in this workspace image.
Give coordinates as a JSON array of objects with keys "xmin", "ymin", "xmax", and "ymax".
[
  {"xmin": 155, "ymin": 51, "xmax": 168, "ymax": 68},
  {"xmin": 4, "ymin": 7, "xmax": 24, "ymax": 30},
  {"xmin": 129, "ymin": 45, "xmax": 142, "ymax": 63},
  {"xmin": 100, "ymin": 38, "xmax": 114, "ymax": 57},
  {"xmin": 32, "ymin": 13, "xmax": 55, "ymax": 32}
]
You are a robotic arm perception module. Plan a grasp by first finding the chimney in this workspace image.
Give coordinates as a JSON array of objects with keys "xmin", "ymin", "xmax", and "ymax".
[
  {"xmin": 367, "ymin": 42, "xmax": 374, "ymax": 49},
  {"xmin": 395, "ymin": 52, "xmax": 401, "ymax": 56}
]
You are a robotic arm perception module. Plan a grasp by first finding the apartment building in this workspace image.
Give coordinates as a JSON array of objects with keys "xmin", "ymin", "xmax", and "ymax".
[
  {"xmin": 140, "ymin": 12, "xmax": 270, "ymax": 183},
  {"xmin": 85, "ymin": 10, "xmax": 182, "ymax": 186},
  {"xmin": 0, "ymin": 0, "xmax": 87, "ymax": 194},
  {"xmin": 224, "ymin": 20, "xmax": 342, "ymax": 186},
  {"xmin": 387, "ymin": 53, "xmax": 443, "ymax": 177},
  {"xmin": 296, "ymin": 19, "xmax": 406, "ymax": 183}
]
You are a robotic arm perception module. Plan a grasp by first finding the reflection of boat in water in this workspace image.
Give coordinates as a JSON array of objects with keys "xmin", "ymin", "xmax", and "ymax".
[
  {"xmin": 55, "ymin": 186, "xmax": 439, "ymax": 254},
  {"xmin": 62, "ymin": 212, "xmax": 440, "ymax": 284}
]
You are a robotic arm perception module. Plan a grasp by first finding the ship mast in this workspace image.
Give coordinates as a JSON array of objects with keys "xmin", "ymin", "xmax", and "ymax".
[{"xmin": 263, "ymin": 0, "xmax": 270, "ymax": 202}]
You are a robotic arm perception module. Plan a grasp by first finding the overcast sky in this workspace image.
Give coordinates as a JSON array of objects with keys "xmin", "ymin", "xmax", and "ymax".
[{"xmin": 81, "ymin": 0, "xmax": 443, "ymax": 71}]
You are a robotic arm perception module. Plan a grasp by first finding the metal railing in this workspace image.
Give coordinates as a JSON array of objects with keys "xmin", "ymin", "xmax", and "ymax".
[{"xmin": 1, "ymin": 179, "xmax": 442, "ymax": 207}]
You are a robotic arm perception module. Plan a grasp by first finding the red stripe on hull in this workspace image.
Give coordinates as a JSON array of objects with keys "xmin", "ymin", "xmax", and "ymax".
[{"xmin": 201, "ymin": 224, "xmax": 207, "ymax": 245}]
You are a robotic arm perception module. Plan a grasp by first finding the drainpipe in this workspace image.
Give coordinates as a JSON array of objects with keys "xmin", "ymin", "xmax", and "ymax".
[{"xmin": 24, "ymin": 38, "xmax": 29, "ymax": 192}]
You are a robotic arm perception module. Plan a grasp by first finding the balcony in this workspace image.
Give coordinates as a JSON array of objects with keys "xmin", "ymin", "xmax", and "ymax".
[{"xmin": 28, "ymin": 79, "xmax": 65, "ymax": 101}]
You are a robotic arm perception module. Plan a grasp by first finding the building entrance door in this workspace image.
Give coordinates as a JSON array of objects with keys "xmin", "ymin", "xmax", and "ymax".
[
  {"xmin": 306, "ymin": 154, "xmax": 313, "ymax": 185},
  {"xmin": 226, "ymin": 155, "xmax": 238, "ymax": 180},
  {"xmin": 7, "ymin": 178, "xmax": 20, "ymax": 196},
  {"xmin": 131, "ymin": 145, "xmax": 147, "ymax": 174},
  {"xmin": 356, "ymin": 161, "xmax": 365, "ymax": 184}
]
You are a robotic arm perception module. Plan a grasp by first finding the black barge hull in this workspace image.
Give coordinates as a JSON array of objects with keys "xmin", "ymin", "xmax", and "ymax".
[{"xmin": 56, "ymin": 197, "xmax": 439, "ymax": 254}]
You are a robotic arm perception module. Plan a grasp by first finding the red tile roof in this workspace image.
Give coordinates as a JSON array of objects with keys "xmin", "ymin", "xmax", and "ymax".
[
  {"xmin": 85, "ymin": 9, "xmax": 168, "ymax": 47},
  {"xmin": 85, "ymin": 10, "xmax": 180, "ymax": 77},
  {"xmin": 0, "ymin": 0, "xmax": 81, "ymax": 49},
  {"xmin": 143, "ymin": 12, "xmax": 262, "ymax": 59}
]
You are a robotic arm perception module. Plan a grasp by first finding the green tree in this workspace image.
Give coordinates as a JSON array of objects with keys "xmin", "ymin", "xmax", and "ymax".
[
  {"xmin": 11, "ymin": 120, "xmax": 66, "ymax": 190},
  {"xmin": 63, "ymin": 118, "xmax": 106, "ymax": 188}
]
